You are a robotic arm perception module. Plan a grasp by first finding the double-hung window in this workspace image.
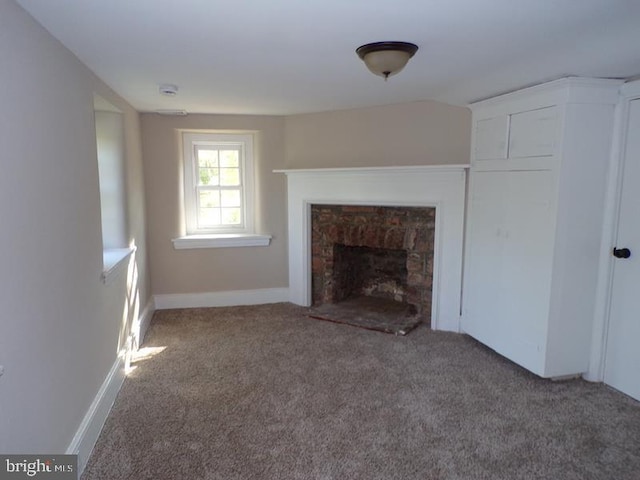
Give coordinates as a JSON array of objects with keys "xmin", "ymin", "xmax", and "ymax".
[
  {"xmin": 183, "ymin": 132, "xmax": 254, "ymax": 234},
  {"xmin": 175, "ymin": 132, "xmax": 270, "ymax": 249}
]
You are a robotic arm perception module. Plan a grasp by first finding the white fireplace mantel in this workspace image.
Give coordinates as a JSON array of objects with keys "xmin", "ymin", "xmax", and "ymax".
[{"xmin": 275, "ymin": 165, "xmax": 469, "ymax": 332}]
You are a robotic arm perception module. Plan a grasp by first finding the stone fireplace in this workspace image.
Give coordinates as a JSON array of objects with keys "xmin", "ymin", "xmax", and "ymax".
[
  {"xmin": 311, "ymin": 205, "xmax": 435, "ymax": 324},
  {"xmin": 276, "ymin": 165, "xmax": 468, "ymax": 332}
]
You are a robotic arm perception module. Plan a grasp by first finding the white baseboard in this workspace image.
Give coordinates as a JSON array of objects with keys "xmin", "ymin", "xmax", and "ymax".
[
  {"xmin": 66, "ymin": 354, "xmax": 125, "ymax": 474},
  {"xmin": 68, "ymin": 298, "xmax": 155, "ymax": 475},
  {"xmin": 154, "ymin": 287, "xmax": 290, "ymax": 310}
]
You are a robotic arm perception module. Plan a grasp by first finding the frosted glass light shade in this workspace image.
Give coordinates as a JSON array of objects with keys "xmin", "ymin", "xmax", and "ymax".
[{"xmin": 356, "ymin": 42, "xmax": 418, "ymax": 79}]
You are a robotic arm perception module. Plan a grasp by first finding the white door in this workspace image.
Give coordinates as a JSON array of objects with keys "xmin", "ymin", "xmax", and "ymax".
[{"xmin": 604, "ymin": 98, "xmax": 640, "ymax": 401}]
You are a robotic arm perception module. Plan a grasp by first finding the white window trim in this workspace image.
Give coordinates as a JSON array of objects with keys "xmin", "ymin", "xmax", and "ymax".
[
  {"xmin": 102, "ymin": 247, "xmax": 135, "ymax": 283},
  {"xmin": 182, "ymin": 132, "xmax": 255, "ymax": 235}
]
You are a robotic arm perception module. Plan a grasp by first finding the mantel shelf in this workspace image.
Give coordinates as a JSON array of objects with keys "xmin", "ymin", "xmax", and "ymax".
[{"xmin": 274, "ymin": 165, "xmax": 470, "ymax": 175}]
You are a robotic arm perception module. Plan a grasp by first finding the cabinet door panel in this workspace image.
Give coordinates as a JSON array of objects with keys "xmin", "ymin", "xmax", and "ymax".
[
  {"xmin": 463, "ymin": 170, "xmax": 555, "ymax": 375},
  {"xmin": 475, "ymin": 116, "xmax": 509, "ymax": 160},
  {"xmin": 500, "ymin": 170, "xmax": 555, "ymax": 363},
  {"xmin": 509, "ymin": 107, "xmax": 558, "ymax": 158},
  {"xmin": 462, "ymin": 171, "xmax": 508, "ymax": 340}
]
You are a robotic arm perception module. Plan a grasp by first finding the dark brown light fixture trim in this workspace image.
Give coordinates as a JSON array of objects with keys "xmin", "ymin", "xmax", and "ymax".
[{"xmin": 356, "ymin": 41, "xmax": 419, "ymax": 80}]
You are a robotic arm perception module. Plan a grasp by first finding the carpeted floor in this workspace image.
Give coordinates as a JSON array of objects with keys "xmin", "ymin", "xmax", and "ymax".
[{"xmin": 82, "ymin": 303, "xmax": 640, "ymax": 480}]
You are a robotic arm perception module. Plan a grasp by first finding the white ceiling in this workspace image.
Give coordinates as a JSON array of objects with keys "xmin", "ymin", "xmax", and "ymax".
[{"xmin": 15, "ymin": 0, "xmax": 640, "ymax": 115}]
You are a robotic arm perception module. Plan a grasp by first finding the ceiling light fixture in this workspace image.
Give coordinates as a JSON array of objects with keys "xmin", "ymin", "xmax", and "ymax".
[{"xmin": 356, "ymin": 41, "xmax": 419, "ymax": 80}]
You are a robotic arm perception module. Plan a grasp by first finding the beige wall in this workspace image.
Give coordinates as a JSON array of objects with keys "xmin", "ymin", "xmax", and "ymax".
[
  {"xmin": 141, "ymin": 114, "xmax": 289, "ymax": 294},
  {"xmin": 142, "ymin": 101, "xmax": 470, "ymax": 297},
  {"xmin": 0, "ymin": 0, "xmax": 150, "ymax": 454},
  {"xmin": 285, "ymin": 100, "xmax": 471, "ymax": 168}
]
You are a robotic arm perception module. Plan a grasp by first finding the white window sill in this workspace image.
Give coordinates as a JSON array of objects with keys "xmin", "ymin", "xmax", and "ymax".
[
  {"xmin": 172, "ymin": 234, "xmax": 272, "ymax": 250},
  {"xmin": 102, "ymin": 247, "xmax": 135, "ymax": 283}
]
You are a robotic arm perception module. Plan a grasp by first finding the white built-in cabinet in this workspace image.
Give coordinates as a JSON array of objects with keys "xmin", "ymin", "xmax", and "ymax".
[{"xmin": 462, "ymin": 78, "xmax": 622, "ymax": 378}]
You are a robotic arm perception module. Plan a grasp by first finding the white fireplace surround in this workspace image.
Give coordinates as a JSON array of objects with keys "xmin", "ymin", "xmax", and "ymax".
[{"xmin": 276, "ymin": 165, "xmax": 469, "ymax": 332}]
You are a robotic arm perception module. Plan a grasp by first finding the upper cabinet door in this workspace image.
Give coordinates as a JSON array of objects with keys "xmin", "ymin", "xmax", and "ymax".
[
  {"xmin": 508, "ymin": 106, "xmax": 558, "ymax": 158},
  {"xmin": 474, "ymin": 115, "xmax": 509, "ymax": 160}
]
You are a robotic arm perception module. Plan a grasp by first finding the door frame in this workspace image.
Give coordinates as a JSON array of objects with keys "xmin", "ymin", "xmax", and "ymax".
[{"xmin": 586, "ymin": 80, "xmax": 640, "ymax": 381}]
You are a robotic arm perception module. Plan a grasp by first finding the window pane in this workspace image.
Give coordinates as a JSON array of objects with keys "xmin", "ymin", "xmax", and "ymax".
[
  {"xmin": 197, "ymin": 148, "xmax": 218, "ymax": 168},
  {"xmin": 199, "ymin": 208, "xmax": 221, "ymax": 227},
  {"xmin": 220, "ymin": 150, "xmax": 239, "ymax": 168},
  {"xmin": 221, "ymin": 208, "xmax": 242, "ymax": 225},
  {"xmin": 198, "ymin": 167, "xmax": 219, "ymax": 186},
  {"xmin": 221, "ymin": 189, "xmax": 241, "ymax": 207},
  {"xmin": 199, "ymin": 190, "xmax": 220, "ymax": 208},
  {"xmin": 220, "ymin": 168, "xmax": 240, "ymax": 186}
]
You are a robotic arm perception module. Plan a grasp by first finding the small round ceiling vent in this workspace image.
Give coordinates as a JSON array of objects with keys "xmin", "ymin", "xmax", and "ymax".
[{"xmin": 159, "ymin": 84, "xmax": 178, "ymax": 96}]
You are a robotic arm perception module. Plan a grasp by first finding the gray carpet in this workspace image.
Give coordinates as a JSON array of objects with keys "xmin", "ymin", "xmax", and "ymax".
[{"xmin": 82, "ymin": 303, "xmax": 640, "ymax": 480}]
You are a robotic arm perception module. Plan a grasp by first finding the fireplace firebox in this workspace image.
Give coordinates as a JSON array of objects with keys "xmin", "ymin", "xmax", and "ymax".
[{"xmin": 311, "ymin": 205, "xmax": 435, "ymax": 325}]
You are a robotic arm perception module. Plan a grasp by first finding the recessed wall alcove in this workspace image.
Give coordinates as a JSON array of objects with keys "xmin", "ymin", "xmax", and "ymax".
[{"xmin": 275, "ymin": 165, "xmax": 469, "ymax": 332}]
